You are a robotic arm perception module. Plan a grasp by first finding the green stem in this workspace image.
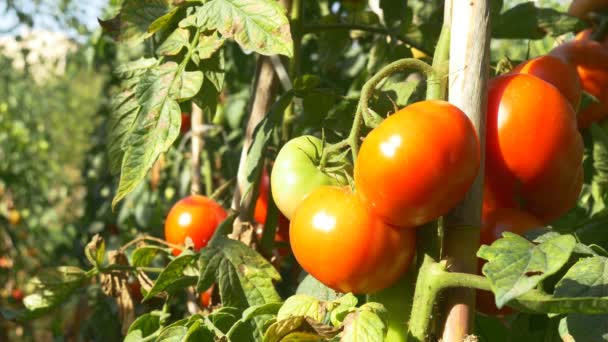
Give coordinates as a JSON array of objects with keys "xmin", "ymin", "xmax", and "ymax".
[
  {"xmin": 426, "ymin": 25, "xmax": 451, "ymax": 101},
  {"xmin": 302, "ymin": 23, "xmax": 431, "ymax": 56},
  {"xmin": 202, "ymin": 148, "xmax": 213, "ymax": 196},
  {"xmin": 282, "ymin": 0, "xmax": 303, "ymax": 142},
  {"xmin": 407, "ymin": 256, "xmax": 443, "ymax": 342},
  {"xmin": 320, "ymin": 58, "xmax": 435, "ymax": 167}
]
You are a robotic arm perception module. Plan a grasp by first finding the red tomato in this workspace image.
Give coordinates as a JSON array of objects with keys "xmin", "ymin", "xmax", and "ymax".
[
  {"xmin": 11, "ymin": 289, "xmax": 24, "ymax": 302},
  {"xmin": 290, "ymin": 186, "xmax": 416, "ymax": 294},
  {"xmin": 200, "ymin": 286, "xmax": 213, "ymax": 308},
  {"xmin": 254, "ymin": 170, "xmax": 290, "ymax": 241},
  {"xmin": 485, "ymin": 74, "xmax": 584, "ymax": 223},
  {"xmin": 355, "ymin": 100, "xmax": 480, "ymax": 227},
  {"xmin": 510, "ymin": 55, "xmax": 582, "ymax": 110},
  {"xmin": 551, "ymin": 29, "xmax": 608, "ymax": 128},
  {"xmin": 180, "ymin": 112, "xmax": 191, "ymax": 134},
  {"xmin": 477, "ymin": 208, "xmax": 543, "ymax": 316},
  {"xmin": 164, "ymin": 195, "xmax": 227, "ymax": 256}
]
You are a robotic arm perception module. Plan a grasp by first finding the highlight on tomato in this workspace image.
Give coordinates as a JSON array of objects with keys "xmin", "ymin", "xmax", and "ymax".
[
  {"xmin": 484, "ymin": 74, "xmax": 584, "ymax": 223},
  {"xmin": 164, "ymin": 195, "xmax": 227, "ymax": 256},
  {"xmin": 477, "ymin": 207, "xmax": 543, "ymax": 316},
  {"xmin": 510, "ymin": 55, "xmax": 582, "ymax": 110},
  {"xmin": 289, "ymin": 186, "xmax": 416, "ymax": 294},
  {"xmin": 271, "ymin": 135, "xmax": 348, "ymax": 220},
  {"xmin": 355, "ymin": 100, "xmax": 480, "ymax": 228}
]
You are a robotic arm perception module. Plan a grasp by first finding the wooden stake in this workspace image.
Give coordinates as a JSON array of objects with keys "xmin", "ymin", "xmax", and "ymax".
[{"xmin": 441, "ymin": 1, "xmax": 491, "ymax": 341}]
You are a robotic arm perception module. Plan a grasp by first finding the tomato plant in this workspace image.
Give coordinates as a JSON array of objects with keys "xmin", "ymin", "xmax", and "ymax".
[
  {"xmin": 271, "ymin": 135, "xmax": 348, "ymax": 220},
  {"xmin": 485, "ymin": 74, "xmax": 584, "ymax": 223},
  {"xmin": 164, "ymin": 195, "xmax": 227, "ymax": 256},
  {"xmin": 290, "ymin": 186, "xmax": 416, "ymax": 294},
  {"xmin": 355, "ymin": 100, "xmax": 480, "ymax": 227}
]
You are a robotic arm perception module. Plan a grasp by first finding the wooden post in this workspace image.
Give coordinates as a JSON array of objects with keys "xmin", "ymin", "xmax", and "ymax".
[
  {"xmin": 190, "ymin": 104, "xmax": 204, "ymax": 195},
  {"xmin": 441, "ymin": 1, "xmax": 491, "ymax": 341}
]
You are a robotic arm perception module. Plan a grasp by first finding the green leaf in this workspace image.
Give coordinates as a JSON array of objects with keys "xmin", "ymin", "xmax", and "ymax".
[
  {"xmin": 492, "ymin": 2, "xmax": 587, "ymax": 39},
  {"xmin": 156, "ymin": 326, "xmax": 188, "ymax": 342},
  {"xmin": 144, "ymin": 254, "xmax": 198, "ymax": 300},
  {"xmin": 263, "ymin": 316, "xmax": 340, "ymax": 342},
  {"xmin": 196, "ymin": 31, "xmax": 226, "ymax": 60},
  {"xmin": 277, "ymin": 295, "xmax": 326, "ymax": 322},
  {"xmin": 131, "ymin": 245, "xmax": 166, "ymax": 267},
  {"xmin": 200, "ymin": 49, "xmax": 225, "ymax": 92},
  {"xmin": 242, "ymin": 303, "xmax": 283, "ymax": 321},
  {"xmin": 99, "ymin": 0, "xmax": 172, "ymax": 43},
  {"xmin": 478, "ymin": 233, "xmax": 576, "ymax": 307},
  {"xmin": 157, "ymin": 27, "xmax": 190, "ymax": 56},
  {"xmin": 125, "ymin": 311, "xmax": 166, "ymax": 342},
  {"xmin": 22, "ymin": 267, "xmax": 89, "ymax": 318},
  {"xmin": 590, "ymin": 124, "xmax": 608, "ymax": 215},
  {"xmin": 295, "ymin": 274, "xmax": 341, "ymax": 301},
  {"xmin": 112, "ymin": 62, "xmax": 204, "ymax": 207},
  {"xmin": 195, "ymin": 0, "xmax": 293, "ymax": 57},
  {"xmin": 554, "ymin": 256, "xmax": 608, "ymax": 342},
  {"xmin": 197, "ymin": 235, "xmax": 281, "ymax": 308},
  {"xmin": 340, "ymin": 303, "xmax": 389, "ymax": 342}
]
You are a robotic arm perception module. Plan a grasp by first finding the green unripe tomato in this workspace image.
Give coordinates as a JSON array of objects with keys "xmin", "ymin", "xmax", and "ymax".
[{"xmin": 271, "ymin": 136, "xmax": 348, "ymax": 219}]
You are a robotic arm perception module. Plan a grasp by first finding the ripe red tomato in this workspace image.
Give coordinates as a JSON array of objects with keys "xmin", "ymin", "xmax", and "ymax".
[
  {"xmin": 510, "ymin": 55, "xmax": 582, "ymax": 110},
  {"xmin": 180, "ymin": 112, "xmax": 191, "ymax": 134},
  {"xmin": 254, "ymin": 169, "xmax": 290, "ymax": 241},
  {"xmin": 164, "ymin": 195, "xmax": 227, "ymax": 256},
  {"xmin": 11, "ymin": 289, "xmax": 24, "ymax": 302},
  {"xmin": 485, "ymin": 74, "xmax": 584, "ymax": 223},
  {"xmin": 355, "ymin": 100, "xmax": 480, "ymax": 227},
  {"xmin": 551, "ymin": 29, "xmax": 608, "ymax": 128},
  {"xmin": 477, "ymin": 208, "xmax": 543, "ymax": 316},
  {"xmin": 271, "ymin": 136, "xmax": 348, "ymax": 220},
  {"xmin": 290, "ymin": 186, "xmax": 416, "ymax": 294},
  {"xmin": 200, "ymin": 286, "xmax": 213, "ymax": 308},
  {"xmin": 568, "ymin": 0, "xmax": 608, "ymax": 21}
]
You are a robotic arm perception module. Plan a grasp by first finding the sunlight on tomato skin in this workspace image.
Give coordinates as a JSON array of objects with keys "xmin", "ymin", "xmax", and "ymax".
[
  {"xmin": 511, "ymin": 55, "xmax": 582, "ymax": 111},
  {"xmin": 290, "ymin": 186, "xmax": 416, "ymax": 294},
  {"xmin": 485, "ymin": 74, "xmax": 584, "ymax": 223},
  {"xmin": 355, "ymin": 100, "xmax": 480, "ymax": 228},
  {"xmin": 477, "ymin": 207, "xmax": 543, "ymax": 316},
  {"xmin": 164, "ymin": 195, "xmax": 227, "ymax": 256}
]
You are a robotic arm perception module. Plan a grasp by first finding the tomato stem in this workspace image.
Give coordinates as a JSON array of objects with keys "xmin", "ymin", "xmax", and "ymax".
[
  {"xmin": 282, "ymin": 0, "xmax": 303, "ymax": 142},
  {"xmin": 319, "ymin": 58, "xmax": 437, "ymax": 168},
  {"xmin": 426, "ymin": 24, "xmax": 450, "ymax": 101},
  {"xmin": 301, "ymin": 23, "xmax": 432, "ymax": 56}
]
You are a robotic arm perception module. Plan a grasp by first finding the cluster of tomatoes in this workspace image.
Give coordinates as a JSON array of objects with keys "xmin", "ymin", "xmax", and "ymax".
[{"xmin": 273, "ymin": 101, "xmax": 480, "ymax": 294}]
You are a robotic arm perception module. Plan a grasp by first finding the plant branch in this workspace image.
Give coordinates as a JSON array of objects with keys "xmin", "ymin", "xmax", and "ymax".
[{"xmin": 302, "ymin": 23, "xmax": 431, "ymax": 56}]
